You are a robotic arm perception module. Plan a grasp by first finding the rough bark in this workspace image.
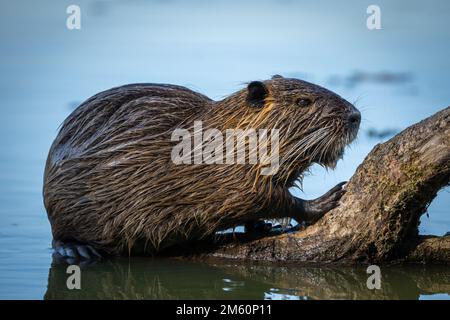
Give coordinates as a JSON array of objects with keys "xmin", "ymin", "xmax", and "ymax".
[{"xmin": 180, "ymin": 107, "xmax": 450, "ymax": 264}]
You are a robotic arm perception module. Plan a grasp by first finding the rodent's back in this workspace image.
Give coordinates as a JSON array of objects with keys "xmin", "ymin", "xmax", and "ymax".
[
  {"xmin": 47, "ymin": 83, "xmax": 210, "ymax": 163},
  {"xmin": 43, "ymin": 83, "xmax": 211, "ymax": 249}
]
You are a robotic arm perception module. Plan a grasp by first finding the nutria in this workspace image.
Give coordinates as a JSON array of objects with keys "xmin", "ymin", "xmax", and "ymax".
[{"xmin": 43, "ymin": 75, "xmax": 361, "ymax": 260}]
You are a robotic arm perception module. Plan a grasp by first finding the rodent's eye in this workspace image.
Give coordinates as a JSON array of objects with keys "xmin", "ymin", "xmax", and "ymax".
[{"xmin": 296, "ymin": 98, "xmax": 312, "ymax": 107}]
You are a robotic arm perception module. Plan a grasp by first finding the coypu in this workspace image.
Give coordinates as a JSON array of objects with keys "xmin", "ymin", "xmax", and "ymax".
[{"xmin": 43, "ymin": 75, "xmax": 361, "ymax": 260}]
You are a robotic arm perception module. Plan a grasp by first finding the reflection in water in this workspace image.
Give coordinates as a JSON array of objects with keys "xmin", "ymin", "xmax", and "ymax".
[{"xmin": 44, "ymin": 258, "xmax": 450, "ymax": 300}]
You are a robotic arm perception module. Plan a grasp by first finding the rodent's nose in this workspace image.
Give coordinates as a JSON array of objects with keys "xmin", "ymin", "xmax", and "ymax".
[{"xmin": 348, "ymin": 109, "xmax": 361, "ymax": 127}]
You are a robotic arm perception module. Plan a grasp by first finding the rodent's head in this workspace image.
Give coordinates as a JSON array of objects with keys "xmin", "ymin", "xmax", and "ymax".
[{"xmin": 217, "ymin": 75, "xmax": 361, "ymax": 185}]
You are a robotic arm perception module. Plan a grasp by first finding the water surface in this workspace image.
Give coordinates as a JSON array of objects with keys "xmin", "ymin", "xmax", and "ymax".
[{"xmin": 44, "ymin": 258, "xmax": 450, "ymax": 300}]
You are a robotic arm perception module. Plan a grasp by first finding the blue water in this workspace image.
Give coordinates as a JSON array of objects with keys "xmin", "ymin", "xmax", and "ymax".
[{"xmin": 0, "ymin": 0, "xmax": 449, "ymax": 299}]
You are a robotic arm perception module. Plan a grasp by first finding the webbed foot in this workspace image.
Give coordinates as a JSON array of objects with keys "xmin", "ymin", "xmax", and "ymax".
[{"xmin": 52, "ymin": 239, "xmax": 102, "ymax": 264}]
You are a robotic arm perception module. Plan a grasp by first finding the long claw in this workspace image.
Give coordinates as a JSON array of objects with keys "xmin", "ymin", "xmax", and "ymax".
[
  {"xmin": 87, "ymin": 245, "xmax": 102, "ymax": 258},
  {"xmin": 76, "ymin": 245, "xmax": 91, "ymax": 260}
]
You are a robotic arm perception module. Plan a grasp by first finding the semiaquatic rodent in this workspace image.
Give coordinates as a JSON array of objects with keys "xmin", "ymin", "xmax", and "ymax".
[{"xmin": 43, "ymin": 75, "xmax": 361, "ymax": 259}]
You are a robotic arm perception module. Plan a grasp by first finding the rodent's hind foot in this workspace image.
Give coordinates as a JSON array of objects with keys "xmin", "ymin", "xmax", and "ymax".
[
  {"xmin": 52, "ymin": 239, "xmax": 102, "ymax": 264},
  {"xmin": 244, "ymin": 220, "xmax": 273, "ymax": 234},
  {"xmin": 245, "ymin": 220, "xmax": 295, "ymax": 236}
]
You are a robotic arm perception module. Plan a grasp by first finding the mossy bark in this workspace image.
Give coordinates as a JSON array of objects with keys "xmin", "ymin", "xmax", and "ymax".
[{"xmin": 181, "ymin": 107, "xmax": 450, "ymax": 264}]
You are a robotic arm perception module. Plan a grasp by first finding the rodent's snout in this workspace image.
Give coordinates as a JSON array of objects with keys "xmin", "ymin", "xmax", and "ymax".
[{"xmin": 347, "ymin": 108, "xmax": 361, "ymax": 129}]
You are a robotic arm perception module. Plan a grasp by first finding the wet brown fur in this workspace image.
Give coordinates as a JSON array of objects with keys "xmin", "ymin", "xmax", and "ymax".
[{"xmin": 43, "ymin": 78, "xmax": 358, "ymax": 255}]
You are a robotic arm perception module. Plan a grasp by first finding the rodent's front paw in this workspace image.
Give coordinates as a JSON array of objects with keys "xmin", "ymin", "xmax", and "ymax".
[
  {"xmin": 320, "ymin": 181, "xmax": 347, "ymax": 211},
  {"xmin": 308, "ymin": 181, "xmax": 347, "ymax": 217}
]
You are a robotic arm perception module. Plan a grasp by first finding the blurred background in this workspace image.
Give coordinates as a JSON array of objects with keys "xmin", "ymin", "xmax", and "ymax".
[{"xmin": 0, "ymin": 0, "xmax": 449, "ymax": 299}]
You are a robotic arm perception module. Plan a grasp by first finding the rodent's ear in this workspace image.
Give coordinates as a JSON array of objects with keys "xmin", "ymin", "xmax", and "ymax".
[{"xmin": 247, "ymin": 81, "xmax": 268, "ymax": 108}]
